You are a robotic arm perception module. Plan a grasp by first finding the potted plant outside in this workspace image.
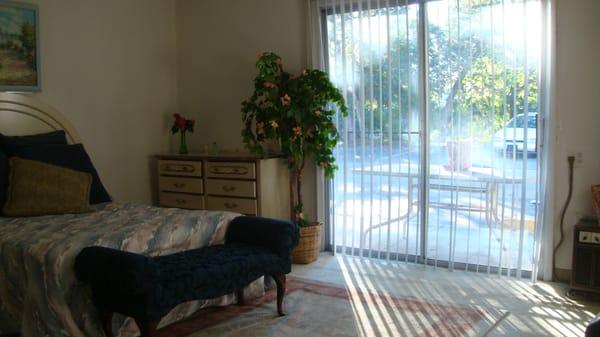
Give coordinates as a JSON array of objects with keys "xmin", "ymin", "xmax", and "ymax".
[
  {"xmin": 445, "ymin": 138, "xmax": 472, "ymax": 171},
  {"xmin": 241, "ymin": 52, "xmax": 347, "ymax": 263}
]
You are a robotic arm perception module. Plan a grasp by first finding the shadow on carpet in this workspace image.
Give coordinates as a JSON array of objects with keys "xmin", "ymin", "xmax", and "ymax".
[{"xmin": 168, "ymin": 277, "xmax": 508, "ymax": 337}]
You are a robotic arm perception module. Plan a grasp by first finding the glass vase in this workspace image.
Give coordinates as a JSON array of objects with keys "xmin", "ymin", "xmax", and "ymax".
[{"xmin": 178, "ymin": 131, "xmax": 188, "ymax": 154}]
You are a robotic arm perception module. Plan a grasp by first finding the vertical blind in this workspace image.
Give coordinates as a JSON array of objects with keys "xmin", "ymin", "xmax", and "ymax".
[{"xmin": 310, "ymin": 0, "xmax": 546, "ymax": 279}]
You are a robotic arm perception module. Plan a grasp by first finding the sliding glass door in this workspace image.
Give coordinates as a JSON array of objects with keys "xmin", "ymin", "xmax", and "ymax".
[
  {"xmin": 324, "ymin": 0, "xmax": 422, "ymax": 262},
  {"xmin": 424, "ymin": 0, "xmax": 542, "ymax": 277},
  {"xmin": 318, "ymin": 0, "xmax": 544, "ymax": 278}
]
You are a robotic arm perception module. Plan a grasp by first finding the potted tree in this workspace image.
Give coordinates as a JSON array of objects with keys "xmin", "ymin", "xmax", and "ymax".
[
  {"xmin": 241, "ymin": 52, "xmax": 347, "ymax": 263},
  {"xmin": 445, "ymin": 138, "xmax": 472, "ymax": 171}
]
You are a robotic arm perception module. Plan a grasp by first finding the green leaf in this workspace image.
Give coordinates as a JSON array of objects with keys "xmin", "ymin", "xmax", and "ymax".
[{"xmin": 241, "ymin": 52, "xmax": 348, "ymax": 222}]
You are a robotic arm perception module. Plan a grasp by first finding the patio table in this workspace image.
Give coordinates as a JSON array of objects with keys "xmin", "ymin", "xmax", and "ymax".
[{"xmin": 352, "ymin": 166, "xmax": 524, "ymax": 240}]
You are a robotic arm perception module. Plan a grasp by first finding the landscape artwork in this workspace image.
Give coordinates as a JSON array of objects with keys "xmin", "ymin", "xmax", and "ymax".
[{"xmin": 0, "ymin": 2, "xmax": 39, "ymax": 91}]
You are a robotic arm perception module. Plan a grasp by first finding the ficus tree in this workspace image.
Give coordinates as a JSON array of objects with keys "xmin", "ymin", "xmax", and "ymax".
[{"xmin": 241, "ymin": 52, "xmax": 348, "ymax": 226}]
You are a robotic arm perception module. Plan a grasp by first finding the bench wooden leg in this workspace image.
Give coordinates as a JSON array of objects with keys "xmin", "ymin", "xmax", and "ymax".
[
  {"xmin": 134, "ymin": 318, "xmax": 159, "ymax": 337},
  {"xmin": 271, "ymin": 274, "xmax": 286, "ymax": 316},
  {"xmin": 237, "ymin": 287, "xmax": 245, "ymax": 305},
  {"xmin": 99, "ymin": 310, "xmax": 113, "ymax": 337}
]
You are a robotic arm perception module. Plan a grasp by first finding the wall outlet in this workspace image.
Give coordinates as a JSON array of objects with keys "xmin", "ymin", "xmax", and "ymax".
[
  {"xmin": 580, "ymin": 231, "xmax": 593, "ymax": 243},
  {"xmin": 580, "ymin": 232, "xmax": 600, "ymax": 244},
  {"xmin": 572, "ymin": 152, "xmax": 584, "ymax": 167}
]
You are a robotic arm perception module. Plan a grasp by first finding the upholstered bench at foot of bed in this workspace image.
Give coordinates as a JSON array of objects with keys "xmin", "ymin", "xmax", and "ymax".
[{"xmin": 74, "ymin": 215, "xmax": 299, "ymax": 337}]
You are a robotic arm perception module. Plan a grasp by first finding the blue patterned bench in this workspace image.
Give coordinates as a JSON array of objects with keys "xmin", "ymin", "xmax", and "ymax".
[{"xmin": 75, "ymin": 216, "xmax": 299, "ymax": 337}]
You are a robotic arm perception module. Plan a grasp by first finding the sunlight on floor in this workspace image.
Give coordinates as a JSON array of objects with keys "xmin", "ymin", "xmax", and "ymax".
[{"xmin": 292, "ymin": 254, "xmax": 598, "ymax": 337}]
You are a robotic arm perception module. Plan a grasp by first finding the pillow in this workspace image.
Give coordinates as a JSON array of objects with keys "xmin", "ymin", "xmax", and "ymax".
[
  {"xmin": 0, "ymin": 130, "xmax": 68, "ymax": 155},
  {"xmin": 0, "ymin": 151, "xmax": 7, "ymax": 214},
  {"xmin": 3, "ymin": 157, "xmax": 92, "ymax": 217},
  {"xmin": 11, "ymin": 144, "xmax": 111, "ymax": 204}
]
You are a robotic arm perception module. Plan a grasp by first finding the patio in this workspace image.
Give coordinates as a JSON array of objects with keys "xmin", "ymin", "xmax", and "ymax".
[{"xmin": 330, "ymin": 140, "xmax": 539, "ymax": 275}]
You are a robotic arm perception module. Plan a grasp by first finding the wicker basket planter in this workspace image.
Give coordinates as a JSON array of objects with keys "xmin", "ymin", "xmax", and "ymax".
[{"xmin": 292, "ymin": 223, "xmax": 322, "ymax": 264}]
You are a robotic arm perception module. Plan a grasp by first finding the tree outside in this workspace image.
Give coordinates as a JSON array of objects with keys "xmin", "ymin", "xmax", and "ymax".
[{"xmin": 326, "ymin": 2, "xmax": 539, "ymax": 146}]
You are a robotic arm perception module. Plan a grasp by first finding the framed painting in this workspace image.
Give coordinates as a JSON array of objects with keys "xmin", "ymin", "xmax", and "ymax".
[{"xmin": 0, "ymin": 1, "xmax": 40, "ymax": 92}]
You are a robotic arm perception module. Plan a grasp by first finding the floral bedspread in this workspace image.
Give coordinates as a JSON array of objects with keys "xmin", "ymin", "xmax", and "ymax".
[{"xmin": 0, "ymin": 203, "xmax": 263, "ymax": 337}]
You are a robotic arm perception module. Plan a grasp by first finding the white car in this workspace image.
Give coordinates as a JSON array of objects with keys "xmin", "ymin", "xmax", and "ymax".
[{"xmin": 493, "ymin": 113, "xmax": 538, "ymax": 154}]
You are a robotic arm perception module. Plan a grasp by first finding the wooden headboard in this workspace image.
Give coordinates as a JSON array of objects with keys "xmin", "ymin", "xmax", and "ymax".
[{"xmin": 0, "ymin": 93, "xmax": 81, "ymax": 143}]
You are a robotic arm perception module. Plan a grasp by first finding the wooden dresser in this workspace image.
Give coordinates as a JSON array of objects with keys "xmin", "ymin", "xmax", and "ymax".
[{"xmin": 155, "ymin": 153, "xmax": 290, "ymax": 220}]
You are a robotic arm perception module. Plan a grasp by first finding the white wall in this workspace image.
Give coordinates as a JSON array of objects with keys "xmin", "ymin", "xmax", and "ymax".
[
  {"xmin": 552, "ymin": 0, "xmax": 600, "ymax": 271},
  {"xmin": 175, "ymin": 0, "xmax": 317, "ymax": 220},
  {"xmin": 176, "ymin": 0, "xmax": 307, "ymax": 151},
  {"xmin": 31, "ymin": 0, "xmax": 178, "ymax": 203}
]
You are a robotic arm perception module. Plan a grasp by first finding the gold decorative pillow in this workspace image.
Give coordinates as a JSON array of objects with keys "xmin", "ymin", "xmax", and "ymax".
[{"xmin": 3, "ymin": 157, "xmax": 93, "ymax": 217}]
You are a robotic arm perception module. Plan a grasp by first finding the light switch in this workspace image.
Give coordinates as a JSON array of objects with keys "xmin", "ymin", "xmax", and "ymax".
[{"xmin": 593, "ymin": 233, "xmax": 600, "ymax": 245}]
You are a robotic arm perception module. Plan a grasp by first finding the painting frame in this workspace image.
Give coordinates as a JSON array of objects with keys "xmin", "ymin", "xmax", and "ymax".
[{"xmin": 0, "ymin": 1, "xmax": 40, "ymax": 92}]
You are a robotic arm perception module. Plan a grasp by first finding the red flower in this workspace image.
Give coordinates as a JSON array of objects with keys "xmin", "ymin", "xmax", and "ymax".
[
  {"xmin": 173, "ymin": 113, "xmax": 193, "ymax": 132},
  {"xmin": 171, "ymin": 113, "xmax": 195, "ymax": 134},
  {"xmin": 176, "ymin": 117, "xmax": 185, "ymax": 129}
]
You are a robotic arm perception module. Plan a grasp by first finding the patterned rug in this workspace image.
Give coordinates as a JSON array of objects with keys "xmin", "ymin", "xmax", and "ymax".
[{"xmin": 160, "ymin": 277, "xmax": 508, "ymax": 337}]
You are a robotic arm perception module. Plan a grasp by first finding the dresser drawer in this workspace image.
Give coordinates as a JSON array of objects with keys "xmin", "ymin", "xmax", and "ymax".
[
  {"xmin": 205, "ymin": 161, "xmax": 255, "ymax": 179},
  {"xmin": 159, "ymin": 192, "xmax": 204, "ymax": 209},
  {"xmin": 158, "ymin": 160, "xmax": 202, "ymax": 177},
  {"xmin": 159, "ymin": 177, "xmax": 203, "ymax": 194},
  {"xmin": 206, "ymin": 196, "xmax": 257, "ymax": 215},
  {"xmin": 206, "ymin": 179, "xmax": 256, "ymax": 198}
]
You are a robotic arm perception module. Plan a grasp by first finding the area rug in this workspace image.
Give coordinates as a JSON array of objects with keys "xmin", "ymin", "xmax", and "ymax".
[{"xmin": 165, "ymin": 277, "xmax": 508, "ymax": 337}]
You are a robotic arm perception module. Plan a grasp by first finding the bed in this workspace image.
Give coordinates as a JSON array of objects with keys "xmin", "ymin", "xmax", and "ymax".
[{"xmin": 0, "ymin": 93, "xmax": 265, "ymax": 337}]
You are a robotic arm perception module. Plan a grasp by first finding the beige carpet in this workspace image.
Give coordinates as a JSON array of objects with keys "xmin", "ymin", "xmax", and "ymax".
[{"xmin": 186, "ymin": 277, "xmax": 508, "ymax": 337}]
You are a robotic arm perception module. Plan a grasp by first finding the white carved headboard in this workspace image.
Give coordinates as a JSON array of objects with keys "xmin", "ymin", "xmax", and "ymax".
[{"xmin": 0, "ymin": 93, "xmax": 81, "ymax": 144}]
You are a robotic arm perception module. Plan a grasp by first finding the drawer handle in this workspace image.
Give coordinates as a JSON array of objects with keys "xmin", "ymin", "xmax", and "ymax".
[
  {"xmin": 224, "ymin": 202, "xmax": 238, "ymax": 209},
  {"xmin": 175, "ymin": 198, "xmax": 187, "ymax": 204},
  {"xmin": 173, "ymin": 183, "xmax": 185, "ymax": 188},
  {"xmin": 165, "ymin": 164, "xmax": 195, "ymax": 173},
  {"xmin": 222, "ymin": 185, "xmax": 236, "ymax": 192},
  {"xmin": 210, "ymin": 166, "xmax": 249, "ymax": 175}
]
